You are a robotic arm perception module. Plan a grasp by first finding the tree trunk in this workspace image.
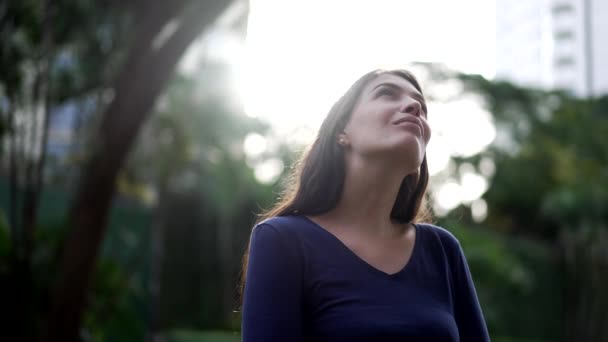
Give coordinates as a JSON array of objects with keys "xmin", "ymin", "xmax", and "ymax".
[
  {"xmin": 45, "ymin": 1, "xmax": 231, "ymax": 341},
  {"xmin": 7, "ymin": 101, "xmax": 26, "ymax": 342},
  {"xmin": 561, "ymin": 227, "xmax": 608, "ymax": 342},
  {"xmin": 8, "ymin": 103, "xmax": 19, "ymax": 254},
  {"xmin": 147, "ymin": 181, "xmax": 168, "ymax": 342}
]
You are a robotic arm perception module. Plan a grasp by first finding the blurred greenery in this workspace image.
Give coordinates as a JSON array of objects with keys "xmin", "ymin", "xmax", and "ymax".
[
  {"xmin": 446, "ymin": 220, "xmax": 562, "ymax": 341},
  {"xmin": 438, "ymin": 69, "xmax": 608, "ymax": 341},
  {"xmin": 0, "ymin": 180, "xmax": 151, "ymax": 340},
  {"xmin": 166, "ymin": 330, "xmax": 241, "ymax": 342}
]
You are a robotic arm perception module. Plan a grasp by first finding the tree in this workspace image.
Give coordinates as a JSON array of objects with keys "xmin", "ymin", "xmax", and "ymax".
[
  {"xmin": 43, "ymin": 0, "xmax": 234, "ymax": 340},
  {"xmin": 124, "ymin": 64, "xmax": 273, "ymax": 334},
  {"xmin": 454, "ymin": 72, "xmax": 608, "ymax": 341},
  {"xmin": 1, "ymin": 0, "xmax": 132, "ymax": 338}
]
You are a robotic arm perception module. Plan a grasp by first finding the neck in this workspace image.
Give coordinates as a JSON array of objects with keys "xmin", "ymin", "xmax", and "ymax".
[{"xmin": 328, "ymin": 155, "xmax": 416, "ymax": 238}]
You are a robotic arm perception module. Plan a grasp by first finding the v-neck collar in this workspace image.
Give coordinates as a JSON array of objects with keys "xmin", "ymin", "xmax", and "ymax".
[{"xmin": 300, "ymin": 215, "xmax": 420, "ymax": 279}]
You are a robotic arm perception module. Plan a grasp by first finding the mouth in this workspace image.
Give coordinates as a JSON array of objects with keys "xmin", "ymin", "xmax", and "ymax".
[{"xmin": 392, "ymin": 116, "xmax": 423, "ymax": 132}]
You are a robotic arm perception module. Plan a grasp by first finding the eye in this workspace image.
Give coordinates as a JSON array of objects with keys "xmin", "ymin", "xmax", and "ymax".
[{"xmin": 376, "ymin": 87, "xmax": 398, "ymax": 98}]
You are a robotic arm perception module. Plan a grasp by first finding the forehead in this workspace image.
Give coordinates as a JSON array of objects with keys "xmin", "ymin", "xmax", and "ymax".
[{"xmin": 364, "ymin": 73, "xmax": 420, "ymax": 94}]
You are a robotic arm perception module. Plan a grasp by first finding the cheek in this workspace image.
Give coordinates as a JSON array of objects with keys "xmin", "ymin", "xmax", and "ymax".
[
  {"xmin": 357, "ymin": 102, "xmax": 396, "ymax": 124},
  {"xmin": 423, "ymin": 120, "xmax": 432, "ymax": 143},
  {"xmin": 345, "ymin": 108, "xmax": 384, "ymax": 135}
]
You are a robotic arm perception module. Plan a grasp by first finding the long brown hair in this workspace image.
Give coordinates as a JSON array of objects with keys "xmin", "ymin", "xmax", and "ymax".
[{"xmin": 239, "ymin": 69, "xmax": 432, "ymax": 299}]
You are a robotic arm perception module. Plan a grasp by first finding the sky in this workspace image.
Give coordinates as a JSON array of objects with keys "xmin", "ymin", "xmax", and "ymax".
[{"xmin": 242, "ymin": 0, "xmax": 496, "ymax": 131}]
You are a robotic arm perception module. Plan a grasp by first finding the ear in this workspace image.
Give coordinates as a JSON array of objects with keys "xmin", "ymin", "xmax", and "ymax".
[{"xmin": 337, "ymin": 133, "xmax": 350, "ymax": 147}]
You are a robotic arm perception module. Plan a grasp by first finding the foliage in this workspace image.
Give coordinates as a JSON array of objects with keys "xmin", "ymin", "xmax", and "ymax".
[
  {"xmin": 457, "ymin": 75, "xmax": 608, "ymax": 238},
  {"xmin": 443, "ymin": 219, "xmax": 562, "ymax": 341},
  {"xmin": 443, "ymin": 71, "xmax": 608, "ymax": 341},
  {"xmin": 1, "ymin": 0, "xmax": 236, "ymax": 339},
  {"xmin": 0, "ymin": 217, "xmax": 146, "ymax": 341},
  {"xmin": 123, "ymin": 63, "xmax": 292, "ymax": 331}
]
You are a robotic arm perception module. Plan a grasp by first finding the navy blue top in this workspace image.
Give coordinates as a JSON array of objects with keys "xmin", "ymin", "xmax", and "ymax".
[{"xmin": 242, "ymin": 215, "xmax": 490, "ymax": 342}]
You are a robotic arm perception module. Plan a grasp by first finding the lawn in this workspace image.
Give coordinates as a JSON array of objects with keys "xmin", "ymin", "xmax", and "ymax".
[{"xmin": 166, "ymin": 330, "xmax": 241, "ymax": 342}]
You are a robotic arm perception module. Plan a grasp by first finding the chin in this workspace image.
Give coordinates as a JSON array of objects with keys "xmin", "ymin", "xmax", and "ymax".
[
  {"xmin": 381, "ymin": 141, "xmax": 425, "ymax": 171},
  {"xmin": 362, "ymin": 138, "xmax": 426, "ymax": 165},
  {"xmin": 397, "ymin": 138, "xmax": 425, "ymax": 157}
]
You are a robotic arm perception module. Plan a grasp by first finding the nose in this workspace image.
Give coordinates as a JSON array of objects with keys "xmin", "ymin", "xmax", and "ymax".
[{"xmin": 400, "ymin": 99, "xmax": 422, "ymax": 117}]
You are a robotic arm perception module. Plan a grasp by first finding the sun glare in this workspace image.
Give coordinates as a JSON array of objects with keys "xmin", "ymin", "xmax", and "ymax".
[{"xmin": 234, "ymin": 0, "xmax": 496, "ymax": 211}]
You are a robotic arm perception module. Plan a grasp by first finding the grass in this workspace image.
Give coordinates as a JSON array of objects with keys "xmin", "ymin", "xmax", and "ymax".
[{"xmin": 166, "ymin": 330, "xmax": 241, "ymax": 342}]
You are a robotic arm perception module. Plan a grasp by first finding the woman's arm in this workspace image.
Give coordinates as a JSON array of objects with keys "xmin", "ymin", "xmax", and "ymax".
[
  {"xmin": 452, "ymin": 242, "xmax": 490, "ymax": 341},
  {"xmin": 241, "ymin": 223, "xmax": 304, "ymax": 341}
]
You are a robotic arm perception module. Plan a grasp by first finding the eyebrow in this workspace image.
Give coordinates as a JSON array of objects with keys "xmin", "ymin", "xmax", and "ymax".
[
  {"xmin": 372, "ymin": 83, "xmax": 425, "ymax": 103},
  {"xmin": 372, "ymin": 82, "xmax": 427, "ymax": 113}
]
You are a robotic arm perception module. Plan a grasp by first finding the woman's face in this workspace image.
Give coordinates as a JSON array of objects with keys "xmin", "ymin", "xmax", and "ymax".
[{"xmin": 341, "ymin": 73, "xmax": 431, "ymax": 169}]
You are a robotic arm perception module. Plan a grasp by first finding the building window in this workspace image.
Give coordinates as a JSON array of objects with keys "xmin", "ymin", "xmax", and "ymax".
[
  {"xmin": 554, "ymin": 30, "xmax": 574, "ymax": 40},
  {"xmin": 552, "ymin": 3, "xmax": 574, "ymax": 15},
  {"xmin": 555, "ymin": 56, "xmax": 575, "ymax": 67}
]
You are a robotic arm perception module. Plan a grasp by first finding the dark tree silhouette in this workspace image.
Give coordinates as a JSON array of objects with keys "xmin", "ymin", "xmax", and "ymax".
[{"xmin": 45, "ymin": 1, "xmax": 233, "ymax": 340}]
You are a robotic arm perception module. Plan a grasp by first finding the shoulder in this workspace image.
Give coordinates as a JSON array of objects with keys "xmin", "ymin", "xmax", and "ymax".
[
  {"xmin": 416, "ymin": 222, "xmax": 462, "ymax": 254},
  {"xmin": 415, "ymin": 223, "xmax": 473, "ymax": 281},
  {"xmin": 258, "ymin": 215, "xmax": 306, "ymax": 229},
  {"xmin": 255, "ymin": 215, "xmax": 310, "ymax": 236},
  {"xmin": 251, "ymin": 215, "xmax": 311, "ymax": 249},
  {"xmin": 248, "ymin": 216, "xmax": 310, "ymax": 266}
]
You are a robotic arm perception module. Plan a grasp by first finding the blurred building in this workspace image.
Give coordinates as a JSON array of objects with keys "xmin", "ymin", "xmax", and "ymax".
[{"xmin": 495, "ymin": 0, "xmax": 608, "ymax": 97}]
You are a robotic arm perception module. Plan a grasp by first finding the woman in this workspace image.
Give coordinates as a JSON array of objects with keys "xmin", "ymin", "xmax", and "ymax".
[{"xmin": 240, "ymin": 69, "xmax": 490, "ymax": 341}]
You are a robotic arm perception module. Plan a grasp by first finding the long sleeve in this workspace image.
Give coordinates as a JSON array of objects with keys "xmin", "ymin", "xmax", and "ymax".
[
  {"xmin": 242, "ymin": 223, "xmax": 304, "ymax": 342},
  {"xmin": 452, "ymin": 242, "xmax": 490, "ymax": 341}
]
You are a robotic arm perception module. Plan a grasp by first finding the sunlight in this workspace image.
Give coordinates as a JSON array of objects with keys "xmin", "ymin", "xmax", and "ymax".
[
  {"xmin": 254, "ymin": 158, "xmax": 284, "ymax": 184},
  {"xmin": 243, "ymin": 0, "xmax": 496, "ymax": 132},
  {"xmin": 238, "ymin": 0, "xmax": 497, "ymax": 196},
  {"xmin": 471, "ymin": 198, "xmax": 488, "ymax": 222},
  {"xmin": 428, "ymin": 98, "xmax": 496, "ymax": 158},
  {"xmin": 460, "ymin": 171, "xmax": 489, "ymax": 203},
  {"xmin": 243, "ymin": 132, "xmax": 267, "ymax": 158},
  {"xmin": 434, "ymin": 181, "xmax": 463, "ymax": 213}
]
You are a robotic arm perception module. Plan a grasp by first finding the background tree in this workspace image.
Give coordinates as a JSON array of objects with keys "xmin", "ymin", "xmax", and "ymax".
[
  {"xmin": 448, "ymin": 71, "xmax": 608, "ymax": 341},
  {"xmin": 48, "ymin": 0, "xmax": 234, "ymax": 340},
  {"xmin": 1, "ymin": 0, "xmax": 133, "ymax": 338},
  {"xmin": 2, "ymin": 0, "xmax": 237, "ymax": 340}
]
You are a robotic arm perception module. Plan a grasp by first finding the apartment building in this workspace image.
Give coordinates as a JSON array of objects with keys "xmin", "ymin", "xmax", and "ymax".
[{"xmin": 496, "ymin": 0, "xmax": 608, "ymax": 97}]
